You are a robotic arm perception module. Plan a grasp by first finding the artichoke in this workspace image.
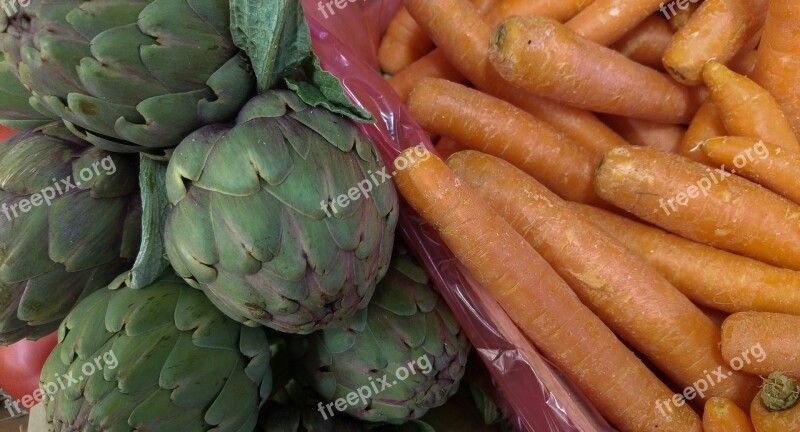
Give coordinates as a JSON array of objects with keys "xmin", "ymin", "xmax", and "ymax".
[
  {"xmin": 0, "ymin": 50, "xmax": 52, "ymax": 129},
  {"xmin": 164, "ymin": 90, "xmax": 398, "ymax": 334},
  {"xmin": 291, "ymin": 250, "xmax": 470, "ymax": 424},
  {"xmin": 41, "ymin": 271, "xmax": 272, "ymax": 432},
  {"xmin": 0, "ymin": 0, "xmax": 255, "ymax": 152},
  {"xmin": 0, "ymin": 123, "xmax": 140, "ymax": 345},
  {"xmin": 257, "ymin": 402, "xmax": 368, "ymax": 432}
]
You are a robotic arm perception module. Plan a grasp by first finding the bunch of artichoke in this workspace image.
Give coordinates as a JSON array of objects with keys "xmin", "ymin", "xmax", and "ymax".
[
  {"xmin": 291, "ymin": 250, "xmax": 470, "ymax": 424},
  {"xmin": 0, "ymin": 0, "xmax": 486, "ymax": 430},
  {"xmin": 0, "ymin": 123, "xmax": 140, "ymax": 344},
  {"xmin": 165, "ymin": 90, "xmax": 398, "ymax": 334},
  {"xmin": 0, "ymin": 0, "xmax": 254, "ymax": 152},
  {"xmin": 41, "ymin": 272, "xmax": 272, "ymax": 431}
]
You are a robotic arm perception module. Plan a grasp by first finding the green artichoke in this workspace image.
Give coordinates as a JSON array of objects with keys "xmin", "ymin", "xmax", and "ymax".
[
  {"xmin": 0, "ymin": 0, "xmax": 255, "ymax": 152},
  {"xmin": 0, "ymin": 123, "xmax": 140, "ymax": 345},
  {"xmin": 291, "ymin": 250, "xmax": 470, "ymax": 424},
  {"xmin": 0, "ymin": 50, "xmax": 52, "ymax": 129},
  {"xmin": 164, "ymin": 90, "xmax": 398, "ymax": 334},
  {"xmin": 41, "ymin": 271, "xmax": 272, "ymax": 432},
  {"xmin": 257, "ymin": 401, "xmax": 368, "ymax": 432}
]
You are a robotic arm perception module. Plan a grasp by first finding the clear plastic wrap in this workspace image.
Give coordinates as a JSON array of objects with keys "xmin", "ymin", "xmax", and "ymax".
[{"xmin": 302, "ymin": 1, "xmax": 617, "ymax": 430}]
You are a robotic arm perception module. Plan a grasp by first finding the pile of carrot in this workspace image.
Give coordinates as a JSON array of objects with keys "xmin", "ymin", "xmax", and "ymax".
[{"xmin": 379, "ymin": 0, "xmax": 800, "ymax": 430}]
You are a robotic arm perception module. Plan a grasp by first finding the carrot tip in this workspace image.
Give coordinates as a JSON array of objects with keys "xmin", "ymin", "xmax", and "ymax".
[{"xmin": 761, "ymin": 372, "xmax": 800, "ymax": 412}]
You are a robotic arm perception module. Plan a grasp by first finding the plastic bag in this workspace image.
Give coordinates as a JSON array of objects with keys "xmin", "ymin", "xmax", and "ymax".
[{"xmin": 302, "ymin": 1, "xmax": 616, "ymax": 430}]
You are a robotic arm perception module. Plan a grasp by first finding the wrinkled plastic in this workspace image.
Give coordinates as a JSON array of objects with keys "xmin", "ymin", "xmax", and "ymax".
[{"xmin": 303, "ymin": 1, "xmax": 616, "ymax": 431}]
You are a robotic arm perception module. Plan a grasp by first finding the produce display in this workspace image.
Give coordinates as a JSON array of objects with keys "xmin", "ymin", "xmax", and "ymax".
[{"xmin": 0, "ymin": 0, "xmax": 799, "ymax": 431}]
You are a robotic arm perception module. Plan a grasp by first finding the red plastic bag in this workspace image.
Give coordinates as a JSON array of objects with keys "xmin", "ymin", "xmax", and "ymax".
[{"xmin": 302, "ymin": 1, "xmax": 616, "ymax": 431}]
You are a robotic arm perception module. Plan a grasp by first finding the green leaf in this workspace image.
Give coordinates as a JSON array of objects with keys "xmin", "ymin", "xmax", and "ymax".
[
  {"xmin": 286, "ymin": 53, "xmax": 376, "ymax": 123},
  {"xmin": 128, "ymin": 155, "xmax": 170, "ymax": 289},
  {"xmin": 229, "ymin": 0, "xmax": 374, "ymax": 122},
  {"xmin": 230, "ymin": 0, "xmax": 311, "ymax": 92}
]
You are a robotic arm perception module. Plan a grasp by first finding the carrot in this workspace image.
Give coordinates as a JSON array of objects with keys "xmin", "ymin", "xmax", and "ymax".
[
  {"xmin": 565, "ymin": 0, "xmax": 669, "ymax": 46},
  {"xmin": 703, "ymin": 307, "xmax": 730, "ymax": 329},
  {"xmin": 750, "ymin": 373, "xmax": 800, "ymax": 432},
  {"xmin": 703, "ymin": 61, "xmax": 800, "ymax": 151},
  {"xmin": 663, "ymin": 0, "xmax": 767, "ymax": 85},
  {"xmin": 680, "ymin": 101, "xmax": 726, "ymax": 165},
  {"xmin": 753, "ymin": 0, "xmax": 800, "ymax": 140},
  {"xmin": 490, "ymin": 16, "xmax": 698, "ymax": 124},
  {"xmin": 667, "ymin": 1, "xmax": 702, "ymax": 32},
  {"xmin": 378, "ymin": 7, "xmax": 436, "ymax": 74},
  {"xmin": 601, "ymin": 114, "xmax": 685, "ymax": 153},
  {"xmin": 611, "ymin": 15, "xmax": 675, "ymax": 70},
  {"xmin": 569, "ymin": 203, "xmax": 800, "ymax": 316},
  {"xmin": 403, "ymin": 0, "xmax": 629, "ymax": 160},
  {"xmin": 388, "ymin": 50, "xmax": 467, "ymax": 102},
  {"xmin": 704, "ymin": 397, "xmax": 756, "ymax": 432},
  {"xmin": 408, "ymin": 79, "xmax": 600, "ymax": 204},
  {"xmin": 487, "ymin": 0, "xmax": 594, "ymax": 24},
  {"xmin": 448, "ymin": 150, "xmax": 760, "ymax": 409},
  {"xmin": 701, "ymin": 137, "xmax": 800, "ymax": 205},
  {"xmin": 392, "ymin": 147, "xmax": 702, "ymax": 432},
  {"xmin": 594, "ymin": 146, "xmax": 800, "ymax": 270},
  {"xmin": 389, "ymin": 0, "xmax": 591, "ymax": 102},
  {"xmin": 434, "ymin": 137, "xmax": 468, "ymax": 161},
  {"xmin": 730, "ymin": 49, "xmax": 759, "ymax": 77},
  {"xmin": 721, "ymin": 312, "xmax": 800, "ymax": 379}
]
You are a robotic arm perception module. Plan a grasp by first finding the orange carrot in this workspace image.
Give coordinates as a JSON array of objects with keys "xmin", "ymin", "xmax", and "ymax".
[
  {"xmin": 408, "ymin": 79, "xmax": 600, "ymax": 203},
  {"xmin": 404, "ymin": 0, "xmax": 629, "ymax": 160},
  {"xmin": 663, "ymin": 0, "xmax": 768, "ymax": 85},
  {"xmin": 611, "ymin": 15, "xmax": 674, "ymax": 70},
  {"xmin": 565, "ymin": 0, "xmax": 669, "ymax": 46},
  {"xmin": 721, "ymin": 312, "xmax": 800, "ymax": 379},
  {"xmin": 703, "ymin": 307, "xmax": 730, "ymax": 329},
  {"xmin": 704, "ymin": 397, "xmax": 756, "ymax": 432},
  {"xmin": 601, "ymin": 114, "xmax": 685, "ymax": 153},
  {"xmin": 388, "ymin": 50, "xmax": 467, "ymax": 102},
  {"xmin": 487, "ymin": 0, "xmax": 594, "ymax": 24},
  {"xmin": 753, "ymin": 0, "xmax": 800, "ymax": 140},
  {"xmin": 594, "ymin": 146, "xmax": 800, "ymax": 270},
  {"xmin": 434, "ymin": 137, "xmax": 468, "ymax": 161},
  {"xmin": 392, "ymin": 147, "xmax": 702, "ymax": 432},
  {"xmin": 378, "ymin": 7, "xmax": 436, "ymax": 74},
  {"xmin": 680, "ymin": 101, "xmax": 726, "ymax": 165},
  {"xmin": 378, "ymin": 0, "xmax": 501, "ymax": 74},
  {"xmin": 701, "ymin": 137, "xmax": 800, "ymax": 205},
  {"xmin": 490, "ymin": 16, "xmax": 698, "ymax": 123},
  {"xmin": 750, "ymin": 373, "xmax": 800, "ymax": 432},
  {"xmin": 389, "ymin": 0, "xmax": 591, "ymax": 102},
  {"xmin": 449, "ymin": 150, "xmax": 760, "ymax": 409},
  {"xmin": 569, "ymin": 203, "xmax": 800, "ymax": 316},
  {"xmin": 667, "ymin": 1, "xmax": 702, "ymax": 32},
  {"xmin": 703, "ymin": 61, "xmax": 800, "ymax": 151},
  {"xmin": 730, "ymin": 49, "xmax": 759, "ymax": 77}
]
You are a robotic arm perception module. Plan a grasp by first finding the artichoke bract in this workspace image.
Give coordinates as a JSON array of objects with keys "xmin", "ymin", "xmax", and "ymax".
[
  {"xmin": 164, "ymin": 90, "xmax": 398, "ymax": 334},
  {"xmin": 0, "ymin": 123, "xmax": 140, "ymax": 345},
  {"xmin": 0, "ymin": 0, "xmax": 255, "ymax": 152},
  {"xmin": 41, "ymin": 271, "xmax": 272, "ymax": 432},
  {"xmin": 0, "ymin": 50, "xmax": 52, "ymax": 129},
  {"xmin": 292, "ymin": 251, "xmax": 470, "ymax": 424}
]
